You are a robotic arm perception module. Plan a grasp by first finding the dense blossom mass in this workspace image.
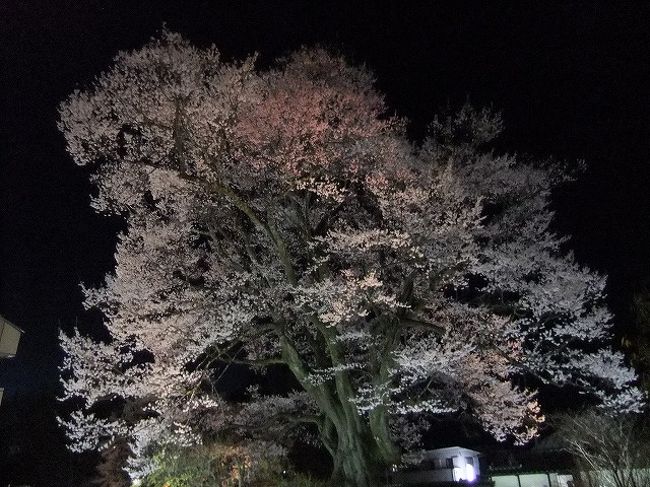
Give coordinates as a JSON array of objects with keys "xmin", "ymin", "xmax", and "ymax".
[{"xmin": 58, "ymin": 31, "xmax": 642, "ymax": 485}]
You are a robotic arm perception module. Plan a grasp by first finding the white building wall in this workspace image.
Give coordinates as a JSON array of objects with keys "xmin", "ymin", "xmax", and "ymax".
[
  {"xmin": 493, "ymin": 473, "xmax": 574, "ymax": 487},
  {"xmin": 493, "ymin": 475, "xmax": 520, "ymax": 487},
  {"xmin": 519, "ymin": 473, "xmax": 550, "ymax": 487},
  {"xmin": 556, "ymin": 474, "xmax": 574, "ymax": 487}
]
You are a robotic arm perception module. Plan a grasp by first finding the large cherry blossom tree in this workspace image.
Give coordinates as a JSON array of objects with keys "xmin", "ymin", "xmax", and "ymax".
[{"xmin": 58, "ymin": 31, "xmax": 642, "ymax": 486}]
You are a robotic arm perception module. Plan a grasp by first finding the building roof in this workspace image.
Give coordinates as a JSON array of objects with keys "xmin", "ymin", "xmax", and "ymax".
[
  {"xmin": 486, "ymin": 447, "xmax": 574, "ymax": 474},
  {"xmin": 0, "ymin": 315, "xmax": 23, "ymax": 358},
  {"xmin": 431, "ymin": 446, "xmax": 482, "ymax": 454}
]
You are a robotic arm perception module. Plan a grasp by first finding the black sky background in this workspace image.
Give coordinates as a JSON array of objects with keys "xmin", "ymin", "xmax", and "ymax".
[{"xmin": 1, "ymin": 1, "xmax": 649, "ymax": 485}]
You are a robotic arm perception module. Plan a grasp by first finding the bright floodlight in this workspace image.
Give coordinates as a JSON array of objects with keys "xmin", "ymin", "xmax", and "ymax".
[{"xmin": 465, "ymin": 463, "xmax": 476, "ymax": 482}]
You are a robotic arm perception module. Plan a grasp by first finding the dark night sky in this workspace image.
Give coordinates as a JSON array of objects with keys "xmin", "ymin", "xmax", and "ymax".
[{"xmin": 1, "ymin": 2, "xmax": 650, "ymax": 485}]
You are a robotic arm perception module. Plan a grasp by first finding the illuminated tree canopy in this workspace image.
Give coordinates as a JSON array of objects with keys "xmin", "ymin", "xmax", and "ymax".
[{"xmin": 58, "ymin": 31, "xmax": 642, "ymax": 486}]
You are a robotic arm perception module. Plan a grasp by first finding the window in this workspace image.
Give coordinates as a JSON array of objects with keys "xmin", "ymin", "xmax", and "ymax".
[
  {"xmin": 466, "ymin": 457, "xmax": 474, "ymax": 466},
  {"xmin": 446, "ymin": 458, "xmax": 454, "ymax": 468}
]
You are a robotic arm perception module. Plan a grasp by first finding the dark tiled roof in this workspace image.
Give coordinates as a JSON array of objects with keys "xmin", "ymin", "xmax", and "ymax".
[{"xmin": 486, "ymin": 448, "xmax": 574, "ymax": 474}]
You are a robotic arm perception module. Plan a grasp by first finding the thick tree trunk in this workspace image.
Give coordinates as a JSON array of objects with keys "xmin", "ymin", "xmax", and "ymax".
[
  {"xmin": 323, "ymin": 406, "xmax": 398, "ymax": 487},
  {"xmin": 280, "ymin": 325, "xmax": 400, "ymax": 486},
  {"xmin": 329, "ymin": 426, "xmax": 385, "ymax": 487},
  {"xmin": 369, "ymin": 405, "xmax": 401, "ymax": 465}
]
